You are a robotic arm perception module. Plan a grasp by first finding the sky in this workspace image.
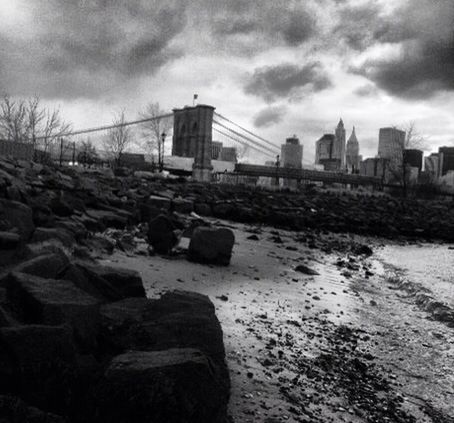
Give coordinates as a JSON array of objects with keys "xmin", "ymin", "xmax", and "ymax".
[{"xmin": 0, "ymin": 0, "xmax": 453, "ymax": 163}]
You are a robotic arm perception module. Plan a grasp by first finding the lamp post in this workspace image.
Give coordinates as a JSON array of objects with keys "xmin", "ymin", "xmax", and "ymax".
[{"xmin": 160, "ymin": 131, "xmax": 166, "ymax": 172}]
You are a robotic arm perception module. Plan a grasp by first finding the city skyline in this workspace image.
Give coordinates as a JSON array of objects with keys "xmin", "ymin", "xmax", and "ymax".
[{"xmin": 0, "ymin": 0, "xmax": 453, "ymax": 163}]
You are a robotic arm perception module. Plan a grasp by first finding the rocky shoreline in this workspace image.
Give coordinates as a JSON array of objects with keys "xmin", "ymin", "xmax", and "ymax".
[{"xmin": 1, "ymin": 157, "xmax": 453, "ymax": 422}]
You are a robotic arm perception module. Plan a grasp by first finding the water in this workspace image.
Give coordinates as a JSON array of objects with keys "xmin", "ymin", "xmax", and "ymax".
[{"xmin": 377, "ymin": 242, "xmax": 454, "ymax": 308}]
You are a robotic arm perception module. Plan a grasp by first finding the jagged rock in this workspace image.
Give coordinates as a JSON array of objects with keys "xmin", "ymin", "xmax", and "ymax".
[
  {"xmin": 5, "ymin": 272, "xmax": 100, "ymax": 350},
  {"xmin": 194, "ymin": 203, "xmax": 212, "ymax": 216},
  {"xmin": 0, "ymin": 199, "xmax": 34, "ymax": 240},
  {"xmin": 351, "ymin": 243, "xmax": 373, "ymax": 256},
  {"xmin": 147, "ymin": 214, "xmax": 180, "ymax": 254},
  {"xmin": 31, "ymin": 227, "xmax": 75, "ymax": 248},
  {"xmin": 172, "ymin": 198, "xmax": 194, "ymax": 214},
  {"xmin": 188, "ymin": 227, "xmax": 235, "ymax": 265},
  {"xmin": 85, "ymin": 209, "xmax": 129, "ymax": 230},
  {"xmin": 10, "ymin": 252, "xmax": 70, "ymax": 279},
  {"xmin": 0, "ymin": 231, "xmax": 21, "ymax": 250},
  {"xmin": 77, "ymin": 263, "xmax": 145, "ymax": 299},
  {"xmin": 90, "ymin": 348, "xmax": 229, "ymax": 423},
  {"xmin": 0, "ymin": 324, "xmax": 77, "ymax": 413},
  {"xmin": 0, "ymin": 394, "xmax": 67, "ymax": 423},
  {"xmin": 295, "ymin": 264, "xmax": 320, "ymax": 275}
]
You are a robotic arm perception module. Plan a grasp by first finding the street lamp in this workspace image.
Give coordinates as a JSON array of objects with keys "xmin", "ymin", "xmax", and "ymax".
[{"xmin": 160, "ymin": 131, "xmax": 166, "ymax": 172}]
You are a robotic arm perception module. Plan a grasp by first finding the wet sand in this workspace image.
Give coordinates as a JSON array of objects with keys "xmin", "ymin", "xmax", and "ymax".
[{"xmin": 100, "ymin": 221, "xmax": 454, "ymax": 423}]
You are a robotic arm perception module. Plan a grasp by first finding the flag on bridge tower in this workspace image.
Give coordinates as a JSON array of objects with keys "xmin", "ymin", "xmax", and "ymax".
[{"xmin": 193, "ymin": 93, "xmax": 198, "ymax": 106}]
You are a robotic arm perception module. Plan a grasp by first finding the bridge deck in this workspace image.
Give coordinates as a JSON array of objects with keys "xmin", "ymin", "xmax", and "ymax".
[{"xmin": 233, "ymin": 164, "xmax": 382, "ymax": 187}]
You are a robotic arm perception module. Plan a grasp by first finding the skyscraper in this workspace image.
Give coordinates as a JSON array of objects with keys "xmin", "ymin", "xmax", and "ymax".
[
  {"xmin": 333, "ymin": 119, "xmax": 346, "ymax": 168},
  {"xmin": 378, "ymin": 127, "xmax": 406, "ymax": 160},
  {"xmin": 345, "ymin": 126, "xmax": 360, "ymax": 172}
]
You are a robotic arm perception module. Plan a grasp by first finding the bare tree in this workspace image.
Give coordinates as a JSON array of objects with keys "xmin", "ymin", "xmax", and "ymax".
[
  {"xmin": 77, "ymin": 138, "xmax": 99, "ymax": 167},
  {"xmin": 388, "ymin": 122, "xmax": 428, "ymax": 197},
  {"xmin": 104, "ymin": 110, "xmax": 132, "ymax": 167},
  {"xmin": 139, "ymin": 102, "xmax": 172, "ymax": 163},
  {"xmin": 0, "ymin": 95, "xmax": 71, "ymax": 153}
]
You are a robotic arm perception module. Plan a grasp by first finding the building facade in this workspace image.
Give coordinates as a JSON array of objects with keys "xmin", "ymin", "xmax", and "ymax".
[
  {"xmin": 219, "ymin": 147, "xmax": 237, "ymax": 162},
  {"xmin": 424, "ymin": 153, "xmax": 439, "ymax": 179},
  {"xmin": 345, "ymin": 126, "xmax": 360, "ymax": 173},
  {"xmin": 211, "ymin": 141, "xmax": 223, "ymax": 160},
  {"xmin": 281, "ymin": 135, "xmax": 303, "ymax": 189},
  {"xmin": 378, "ymin": 127, "xmax": 406, "ymax": 160},
  {"xmin": 438, "ymin": 147, "xmax": 454, "ymax": 177},
  {"xmin": 333, "ymin": 119, "xmax": 346, "ymax": 168}
]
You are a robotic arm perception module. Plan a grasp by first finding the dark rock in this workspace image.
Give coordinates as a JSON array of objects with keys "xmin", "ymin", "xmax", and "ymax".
[
  {"xmin": 0, "ymin": 199, "xmax": 34, "ymax": 240},
  {"xmin": 147, "ymin": 195, "xmax": 172, "ymax": 210},
  {"xmin": 194, "ymin": 203, "xmax": 212, "ymax": 216},
  {"xmin": 147, "ymin": 214, "xmax": 179, "ymax": 254},
  {"xmin": 0, "ymin": 231, "xmax": 20, "ymax": 250},
  {"xmin": 0, "ymin": 395, "xmax": 67, "ymax": 423},
  {"xmin": 247, "ymin": 234, "xmax": 259, "ymax": 241},
  {"xmin": 50, "ymin": 197, "xmax": 73, "ymax": 217},
  {"xmin": 188, "ymin": 227, "xmax": 235, "ymax": 265},
  {"xmin": 31, "ymin": 227, "xmax": 75, "ymax": 248},
  {"xmin": 295, "ymin": 264, "xmax": 320, "ymax": 275},
  {"xmin": 77, "ymin": 263, "xmax": 145, "ymax": 299},
  {"xmin": 351, "ymin": 243, "xmax": 373, "ymax": 256},
  {"xmin": 11, "ymin": 252, "xmax": 70, "ymax": 280},
  {"xmin": 91, "ymin": 348, "xmax": 229, "ymax": 423},
  {"xmin": 172, "ymin": 198, "xmax": 194, "ymax": 214},
  {"xmin": 0, "ymin": 324, "xmax": 77, "ymax": 413},
  {"xmin": 6, "ymin": 272, "xmax": 100, "ymax": 350}
]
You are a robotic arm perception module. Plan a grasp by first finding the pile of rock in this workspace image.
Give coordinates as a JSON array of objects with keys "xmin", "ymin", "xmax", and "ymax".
[{"xmin": 0, "ymin": 157, "xmax": 231, "ymax": 422}]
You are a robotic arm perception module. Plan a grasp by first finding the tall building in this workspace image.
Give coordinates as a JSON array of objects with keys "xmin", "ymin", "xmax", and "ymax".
[
  {"xmin": 281, "ymin": 135, "xmax": 303, "ymax": 169},
  {"xmin": 424, "ymin": 153, "xmax": 439, "ymax": 178},
  {"xmin": 378, "ymin": 127, "xmax": 406, "ymax": 160},
  {"xmin": 345, "ymin": 126, "xmax": 360, "ymax": 173},
  {"xmin": 403, "ymin": 149, "xmax": 423, "ymax": 172},
  {"xmin": 438, "ymin": 147, "xmax": 454, "ymax": 177},
  {"xmin": 219, "ymin": 147, "xmax": 237, "ymax": 162},
  {"xmin": 333, "ymin": 119, "xmax": 346, "ymax": 168},
  {"xmin": 211, "ymin": 141, "xmax": 223, "ymax": 160},
  {"xmin": 281, "ymin": 135, "xmax": 303, "ymax": 189},
  {"xmin": 315, "ymin": 134, "xmax": 341, "ymax": 171}
]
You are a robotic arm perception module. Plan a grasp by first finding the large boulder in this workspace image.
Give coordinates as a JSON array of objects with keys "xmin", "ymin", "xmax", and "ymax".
[
  {"xmin": 76, "ymin": 263, "xmax": 145, "ymax": 299},
  {"xmin": 147, "ymin": 214, "xmax": 180, "ymax": 254},
  {"xmin": 0, "ymin": 395, "xmax": 67, "ymax": 423},
  {"xmin": 31, "ymin": 227, "xmax": 75, "ymax": 248},
  {"xmin": 10, "ymin": 252, "xmax": 70, "ymax": 279},
  {"xmin": 0, "ymin": 324, "xmax": 77, "ymax": 413},
  {"xmin": 0, "ymin": 231, "xmax": 20, "ymax": 250},
  {"xmin": 0, "ymin": 199, "xmax": 34, "ymax": 240},
  {"xmin": 90, "ymin": 349, "xmax": 229, "ymax": 423},
  {"xmin": 188, "ymin": 227, "xmax": 235, "ymax": 265},
  {"xmin": 5, "ymin": 272, "xmax": 100, "ymax": 350}
]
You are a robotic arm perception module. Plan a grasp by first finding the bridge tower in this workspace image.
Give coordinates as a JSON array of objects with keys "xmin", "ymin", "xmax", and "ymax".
[{"xmin": 172, "ymin": 104, "xmax": 215, "ymax": 182}]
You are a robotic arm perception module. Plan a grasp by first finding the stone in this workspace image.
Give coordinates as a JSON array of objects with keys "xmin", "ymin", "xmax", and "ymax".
[
  {"xmin": 6, "ymin": 272, "xmax": 100, "ymax": 350},
  {"xmin": 0, "ymin": 395, "xmax": 67, "ymax": 423},
  {"xmin": 31, "ymin": 227, "xmax": 75, "ymax": 248},
  {"xmin": 188, "ymin": 227, "xmax": 235, "ymax": 265},
  {"xmin": 77, "ymin": 263, "xmax": 145, "ymax": 298},
  {"xmin": 147, "ymin": 195, "xmax": 172, "ymax": 210},
  {"xmin": 0, "ymin": 324, "xmax": 77, "ymax": 413},
  {"xmin": 147, "ymin": 214, "xmax": 180, "ymax": 254},
  {"xmin": 11, "ymin": 252, "xmax": 70, "ymax": 279},
  {"xmin": 0, "ymin": 231, "xmax": 21, "ymax": 250},
  {"xmin": 194, "ymin": 203, "xmax": 212, "ymax": 216},
  {"xmin": 295, "ymin": 264, "xmax": 320, "ymax": 275},
  {"xmin": 0, "ymin": 198, "xmax": 34, "ymax": 240},
  {"xmin": 91, "ymin": 349, "xmax": 229, "ymax": 423},
  {"xmin": 172, "ymin": 198, "xmax": 194, "ymax": 214},
  {"xmin": 85, "ymin": 209, "xmax": 129, "ymax": 230}
]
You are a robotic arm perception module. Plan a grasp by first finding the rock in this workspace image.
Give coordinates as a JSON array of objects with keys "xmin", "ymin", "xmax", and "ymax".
[
  {"xmin": 0, "ymin": 199, "xmax": 34, "ymax": 240},
  {"xmin": 50, "ymin": 196, "xmax": 73, "ymax": 217},
  {"xmin": 351, "ymin": 243, "xmax": 373, "ymax": 256},
  {"xmin": 31, "ymin": 227, "xmax": 75, "ymax": 248},
  {"xmin": 147, "ymin": 195, "xmax": 172, "ymax": 210},
  {"xmin": 91, "ymin": 348, "xmax": 229, "ymax": 423},
  {"xmin": 6, "ymin": 272, "xmax": 100, "ymax": 350},
  {"xmin": 0, "ymin": 324, "xmax": 77, "ymax": 413},
  {"xmin": 295, "ymin": 264, "xmax": 319, "ymax": 275},
  {"xmin": 0, "ymin": 231, "xmax": 21, "ymax": 250},
  {"xmin": 77, "ymin": 263, "xmax": 145, "ymax": 298},
  {"xmin": 11, "ymin": 252, "xmax": 70, "ymax": 279},
  {"xmin": 147, "ymin": 214, "xmax": 180, "ymax": 254},
  {"xmin": 172, "ymin": 198, "xmax": 194, "ymax": 214},
  {"xmin": 194, "ymin": 203, "xmax": 212, "ymax": 216},
  {"xmin": 0, "ymin": 395, "xmax": 67, "ymax": 423},
  {"xmin": 85, "ymin": 209, "xmax": 129, "ymax": 230},
  {"xmin": 188, "ymin": 227, "xmax": 235, "ymax": 265}
]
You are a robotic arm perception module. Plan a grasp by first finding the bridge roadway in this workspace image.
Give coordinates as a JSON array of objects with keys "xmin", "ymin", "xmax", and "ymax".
[{"xmin": 232, "ymin": 163, "xmax": 383, "ymax": 187}]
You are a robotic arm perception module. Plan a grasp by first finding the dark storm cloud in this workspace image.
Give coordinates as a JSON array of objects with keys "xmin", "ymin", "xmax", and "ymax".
[
  {"xmin": 210, "ymin": 1, "xmax": 317, "ymax": 47},
  {"xmin": 338, "ymin": 0, "xmax": 454, "ymax": 98},
  {"xmin": 253, "ymin": 106, "xmax": 287, "ymax": 128},
  {"xmin": 244, "ymin": 62, "xmax": 332, "ymax": 102},
  {"xmin": 0, "ymin": 0, "xmax": 187, "ymax": 99}
]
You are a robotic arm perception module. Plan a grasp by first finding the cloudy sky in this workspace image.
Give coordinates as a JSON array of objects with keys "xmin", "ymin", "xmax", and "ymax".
[{"xmin": 0, "ymin": 0, "xmax": 453, "ymax": 163}]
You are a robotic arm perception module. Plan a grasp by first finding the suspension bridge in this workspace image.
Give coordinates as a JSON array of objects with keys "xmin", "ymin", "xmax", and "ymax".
[{"xmin": 32, "ymin": 103, "xmax": 382, "ymax": 188}]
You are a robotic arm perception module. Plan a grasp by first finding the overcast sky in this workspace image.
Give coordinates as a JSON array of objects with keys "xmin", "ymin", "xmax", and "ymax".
[{"xmin": 0, "ymin": 0, "xmax": 453, "ymax": 163}]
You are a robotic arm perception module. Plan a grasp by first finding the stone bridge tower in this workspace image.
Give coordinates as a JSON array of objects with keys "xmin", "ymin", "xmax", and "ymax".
[{"xmin": 172, "ymin": 104, "xmax": 215, "ymax": 182}]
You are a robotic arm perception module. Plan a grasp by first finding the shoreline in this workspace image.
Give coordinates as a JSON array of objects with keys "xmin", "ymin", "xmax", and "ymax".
[{"xmin": 104, "ymin": 220, "xmax": 454, "ymax": 423}]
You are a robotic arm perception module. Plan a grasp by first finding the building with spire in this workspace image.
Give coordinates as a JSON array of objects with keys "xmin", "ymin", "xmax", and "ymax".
[
  {"xmin": 345, "ymin": 127, "xmax": 361, "ymax": 173},
  {"xmin": 333, "ymin": 119, "xmax": 346, "ymax": 168}
]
